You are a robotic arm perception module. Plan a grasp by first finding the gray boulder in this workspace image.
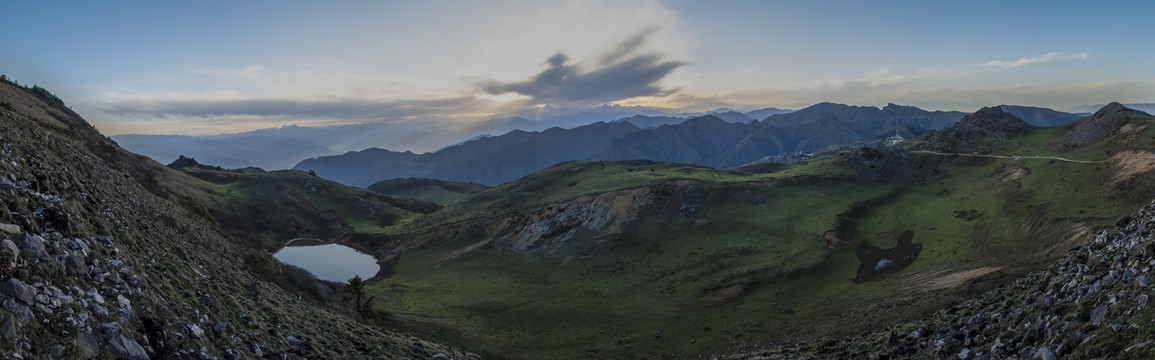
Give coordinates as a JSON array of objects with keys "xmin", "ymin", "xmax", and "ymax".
[
  {"xmin": 4, "ymin": 301, "xmax": 33, "ymax": 325},
  {"xmin": 1, "ymin": 278, "xmax": 35, "ymax": 305},
  {"xmin": 64, "ymin": 252, "xmax": 87, "ymax": 276},
  {"xmin": 0, "ymin": 314, "xmax": 16, "ymax": 339},
  {"xmin": 18, "ymin": 234, "xmax": 46, "ymax": 260},
  {"xmin": 0, "ymin": 240, "xmax": 17, "ymax": 270},
  {"xmin": 0, "ymin": 224, "xmax": 19, "ymax": 235},
  {"xmin": 77, "ymin": 332, "xmax": 99, "ymax": 359},
  {"xmin": 1091, "ymin": 304, "xmax": 1109, "ymax": 323},
  {"xmin": 100, "ymin": 322, "xmax": 149, "ymax": 360}
]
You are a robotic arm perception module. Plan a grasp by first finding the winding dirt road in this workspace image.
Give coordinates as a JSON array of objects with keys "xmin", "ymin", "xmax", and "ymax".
[{"xmin": 914, "ymin": 150, "xmax": 1107, "ymax": 164}]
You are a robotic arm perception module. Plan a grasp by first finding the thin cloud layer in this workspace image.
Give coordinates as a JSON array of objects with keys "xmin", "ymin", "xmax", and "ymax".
[
  {"xmin": 477, "ymin": 31, "xmax": 685, "ymax": 106},
  {"xmin": 982, "ymin": 52, "xmax": 1089, "ymax": 68},
  {"xmin": 94, "ymin": 97, "xmax": 489, "ymax": 120}
]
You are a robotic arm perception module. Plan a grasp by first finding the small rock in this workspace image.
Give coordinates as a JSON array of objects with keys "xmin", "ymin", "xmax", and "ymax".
[
  {"xmin": 117, "ymin": 295, "xmax": 130, "ymax": 308},
  {"xmin": 287, "ymin": 335, "xmax": 301, "ymax": 346},
  {"xmin": 1091, "ymin": 304, "xmax": 1109, "ymax": 323},
  {"xmin": 91, "ymin": 303, "xmax": 107, "ymax": 316},
  {"xmin": 1036, "ymin": 346, "xmax": 1057, "ymax": 360},
  {"xmin": 87, "ymin": 289, "xmax": 104, "ymax": 305},
  {"xmin": 252, "ymin": 344, "xmax": 263, "ymax": 357},
  {"xmin": 187, "ymin": 324, "xmax": 204, "ymax": 338},
  {"xmin": 432, "ymin": 353, "xmax": 450, "ymax": 360},
  {"xmin": 213, "ymin": 321, "xmax": 226, "ymax": 335},
  {"xmin": 1, "ymin": 278, "xmax": 35, "ymax": 305}
]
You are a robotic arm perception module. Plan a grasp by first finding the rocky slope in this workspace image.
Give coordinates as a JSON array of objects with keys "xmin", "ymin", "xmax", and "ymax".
[
  {"xmin": 727, "ymin": 200, "xmax": 1155, "ymax": 359},
  {"xmin": 0, "ymin": 80, "xmax": 474, "ymax": 358}
]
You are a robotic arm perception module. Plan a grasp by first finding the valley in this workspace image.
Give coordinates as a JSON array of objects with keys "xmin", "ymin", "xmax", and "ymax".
[
  {"xmin": 172, "ymin": 104, "xmax": 1155, "ymax": 358},
  {"xmin": 3, "ymin": 77, "xmax": 1155, "ymax": 359},
  {"xmin": 7, "ymin": 2, "xmax": 1154, "ymax": 359}
]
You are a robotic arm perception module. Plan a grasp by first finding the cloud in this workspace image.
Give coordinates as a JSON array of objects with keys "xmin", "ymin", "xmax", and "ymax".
[
  {"xmin": 597, "ymin": 28, "xmax": 657, "ymax": 66},
  {"xmin": 476, "ymin": 31, "xmax": 686, "ymax": 106},
  {"xmin": 92, "ymin": 96, "xmax": 495, "ymax": 121},
  {"xmin": 981, "ymin": 52, "xmax": 1090, "ymax": 68}
]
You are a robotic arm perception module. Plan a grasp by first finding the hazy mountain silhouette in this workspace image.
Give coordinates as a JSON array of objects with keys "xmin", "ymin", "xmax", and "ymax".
[
  {"xmin": 998, "ymin": 105, "xmax": 1082, "ymax": 126},
  {"xmin": 295, "ymin": 121, "xmax": 641, "ymax": 186}
]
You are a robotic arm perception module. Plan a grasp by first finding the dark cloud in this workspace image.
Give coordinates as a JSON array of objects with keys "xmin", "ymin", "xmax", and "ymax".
[
  {"xmin": 96, "ymin": 97, "xmax": 486, "ymax": 121},
  {"xmin": 597, "ymin": 28, "xmax": 656, "ymax": 66},
  {"xmin": 478, "ymin": 32, "xmax": 684, "ymax": 106}
]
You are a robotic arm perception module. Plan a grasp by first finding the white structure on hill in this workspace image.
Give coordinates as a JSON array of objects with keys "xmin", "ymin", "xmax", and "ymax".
[{"xmin": 885, "ymin": 129, "xmax": 905, "ymax": 146}]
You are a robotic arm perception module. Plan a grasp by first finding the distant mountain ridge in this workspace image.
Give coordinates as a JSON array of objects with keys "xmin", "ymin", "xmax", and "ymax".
[
  {"xmin": 591, "ymin": 102, "xmax": 970, "ymax": 169},
  {"xmin": 111, "ymin": 106, "xmax": 773, "ymax": 170},
  {"xmin": 297, "ymin": 102, "xmax": 1082, "ymax": 186},
  {"xmin": 295, "ymin": 121, "xmax": 642, "ymax": 186}
]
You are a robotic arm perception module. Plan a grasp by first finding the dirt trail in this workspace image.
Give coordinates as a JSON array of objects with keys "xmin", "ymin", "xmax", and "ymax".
[
  {"xmin": 914, "ymin": 150, "xmax": 1106, "ymax": 164},
  {"xmin": 894, "ymin": 266, "xmax": 1003, "ymax": 292}
]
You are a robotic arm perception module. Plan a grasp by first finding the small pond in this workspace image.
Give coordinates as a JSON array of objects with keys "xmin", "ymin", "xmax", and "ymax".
[{"xmin": 273, "ymin": 238, "xmax": 380, "ymax": 282}]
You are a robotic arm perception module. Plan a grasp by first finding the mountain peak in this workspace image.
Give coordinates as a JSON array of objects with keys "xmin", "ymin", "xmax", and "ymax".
[
  {"xmin": 167, "ymin": 155, "xmax": 200, "ymax": 168},
  {"xmin": 920, "ymin": 106, "xmax": 1031, "ymax": 153},
  {"xmin": 682, "ymin": 114, "xmax": 729, "ymax": 127},
  {"xmin": 883, "ymin": 103, "xmax": 916, "ymax": 111},
  {"xmin": 1062, "ymin": 101, "xmax": 1153, "ymax": 146},
  {"xmin": 1094, "ymin": 102, "xmax": 1135, "ymax": 117},
  {"xmin": 959, "ymin": 106, "xmax": 1031, "ymax": 132}
]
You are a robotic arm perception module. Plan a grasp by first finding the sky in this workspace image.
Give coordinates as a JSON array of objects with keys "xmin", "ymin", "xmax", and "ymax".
[{"xmin": 1, "ymin": 0, "xmax": 1153, "ymax": 136}]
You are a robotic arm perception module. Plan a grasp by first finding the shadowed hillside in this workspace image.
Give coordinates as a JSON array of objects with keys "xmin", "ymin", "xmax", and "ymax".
[{"xmin": 0, "ymin": 79, "xmax": 475, "ymax": 359}]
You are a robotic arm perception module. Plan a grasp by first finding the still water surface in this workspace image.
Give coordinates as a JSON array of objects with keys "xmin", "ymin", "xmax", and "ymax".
[{"xmin": 273, "ymin": 241, "xmax": 379, "ymax": 282}]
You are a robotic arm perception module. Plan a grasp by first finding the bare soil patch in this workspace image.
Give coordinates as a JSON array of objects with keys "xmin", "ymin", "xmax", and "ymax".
[{"xmin": 1111, "ymin": 150, "xmax": 1155, "ymax": 184}]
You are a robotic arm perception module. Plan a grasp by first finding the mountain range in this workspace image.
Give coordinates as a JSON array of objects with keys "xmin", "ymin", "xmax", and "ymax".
[
  {"xmin": 110, "ymin": 107, "xmax": 786, "ymax": 170},
  {"xmin": 296, "ymin": 102, "xmax": 1083, "ymax": 186}
]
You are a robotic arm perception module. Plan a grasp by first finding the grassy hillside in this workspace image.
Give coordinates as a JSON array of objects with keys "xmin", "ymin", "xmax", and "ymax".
[
  {"xmin": 176, "ymin": 165, "xmax": 441, "ymax": 248},
  {"xmin": 351, "ymin": 106, "xmax": 1155, "ymax": 359},
  {"xmin": 367, "ymin": 177, "xmax": 488, "ymax": 206},
  {"xmin": 143, "ymin": 101, "xmax": 1155, "ymax": 358}
]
